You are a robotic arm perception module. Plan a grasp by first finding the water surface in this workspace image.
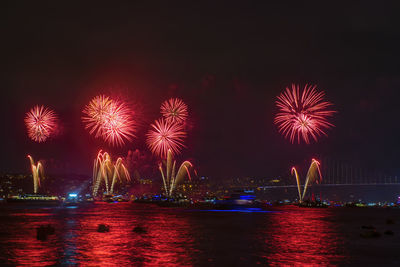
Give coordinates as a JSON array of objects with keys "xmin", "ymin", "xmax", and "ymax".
[{"xmin": 0, "ymin": 203, "xmax": 399, "ymax": 266}]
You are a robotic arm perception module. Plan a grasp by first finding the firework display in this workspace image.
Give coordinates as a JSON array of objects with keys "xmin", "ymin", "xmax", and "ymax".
[
  {"xmin": 291, "ymin": 159, "xmax": 322, "ymax": 202},
  {"xmin": 82, "ymin": 95, "xmax": 114, "ymax": 138},
  {"xmin": 160, "ymin": 98, "xmax": 188, "ymax": 124},
  {"xmin": 101, "ymin": 101, "xmax": 136, "ymax": 146},
  {"xmin": 27, "ymin": 155, "xmax": 44, "ymax": 194},
  {"xmin": 25, "ymin": 105, "xmax": 58, "ymax": 142},
  {"xmin": 82, "ymin": 95, "xmax": 136, "ymax": 146},
  {"xmin": 92, "ymin": 151, "xmax": 131, "ymax": 196},
  {"xmin": 275, "ymin": 84, "xmax": 336, "ymax": 144},
  {"xmin": 146, "ymin": 118, "xmax": 186, "ymax": 158},
  {"xmin": 158, "ymin": 149, "xmax": 192, "ymax": 197},
  {"xmin": 24, "ymin": 87, "xmax": 338, "ymax": 203}
]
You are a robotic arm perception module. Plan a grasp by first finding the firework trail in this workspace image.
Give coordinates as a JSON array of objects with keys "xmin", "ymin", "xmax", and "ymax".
[
  {"xmin": 160, "ymin": 98, "xmax": 188, "ymax": 124},
  {"xmin": 82, "ymin": 95, "xmax": 136, "ymax": 146},
  {"xmin": 291, "ymin": 159, "xmax": 322, "ymax": 202},
  {"xmin": 92, "ymin": 150, "xmax": 130, "ymax": 196},
  {"xmin": 291, "ymin": 167, "xmax": 302, "ymax": 202},
  {"xmin": 25, "ymin": 105, "xmax": 57, "ymax": 142},
  {"xmin": 302, "ymin": 158, "xmax": 322, "ymax": 200},
  {"xmin": 146, "ymin": 118, "xmax": 186, "ymax": 159},
  {"xmin": 27, "ymin": 155, "xmax": 44, "ymax": 194},
  {"xmin": 275, "ymin": 84, "xmax": 336, "ymax": 144},
  {"xmin": 158, "ymin": 149, "xmax": 192, "ymax": 197}
]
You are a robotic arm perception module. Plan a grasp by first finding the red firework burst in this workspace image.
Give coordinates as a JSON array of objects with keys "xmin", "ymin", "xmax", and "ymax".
[
  {"xmin": 82, "ymin": 95, "xmax": 136, "ymax": 146},
  {"xmin": 82, "ymin": 95, "xmax": 114, "ymax": 138},
  {"xmin": 102, "ymin": 101, "xmax": 136, "ymax": 146},
  {"xmin": 146, "ymin": 118, "xmax": 186, "ymax": 158},
  {"xmin": 160, "ymin": 98, "xmax": 188, "ymax": 124},
  {"xmin": 25, "ymin": 105, "xmax": 57, "ymax": 142},
  {"xmin": 274, "ymin": 84, "xmax": 336, "ymax": 144}
]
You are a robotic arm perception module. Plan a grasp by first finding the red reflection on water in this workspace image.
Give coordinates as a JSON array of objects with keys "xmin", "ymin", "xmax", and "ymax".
[
  {"xmin": 74, "ymin": 204, "xmax": 135, "ymax": 265},
  {"xmin": 141, "ymin": 211, "xmax": 196, "ymax": 266},
  {"xmin": 265, "ymin": 207, "xmax": 346, "ymax": 266},
  {"xmin": 1, "ymin": 204, "xmax": 195, "ymax": 266},
  {"xmin": 4, "ymin": 211, "xmax": 60, "ymax": 266},
  {"xmin": 72, "ymin": 203, "xmax": 194, "ymax": 266}
]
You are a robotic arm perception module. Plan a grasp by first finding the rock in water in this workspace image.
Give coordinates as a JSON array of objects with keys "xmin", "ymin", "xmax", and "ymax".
[
  {"xmin": 360, "ymin": 230, "xmax": 381, "ymax": 238},
  {"xmin": 133, "ymin": 226, "xmax": 147, "ymax": 234},
  {"xmin": 97, "ymin": 224, "xmax": 110, "ymax": 233},
  {"xmin": 384, "ymin": 230, "xmax": 394, "ymax": 235},
  {"xmin": 36, "ymin": 227, "xmax": 48, "ymax": 241}
]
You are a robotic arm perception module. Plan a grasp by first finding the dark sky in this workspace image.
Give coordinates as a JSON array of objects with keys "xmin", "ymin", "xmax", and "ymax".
[{"xmin": 2, "ymin": 1, "xmax": 400, "ymax": 179}]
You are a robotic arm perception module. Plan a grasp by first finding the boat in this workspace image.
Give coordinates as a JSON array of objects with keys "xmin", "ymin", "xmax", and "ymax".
[{"xmin": 207, "ymin": 190, "xmax": 269, "ymax": 211}]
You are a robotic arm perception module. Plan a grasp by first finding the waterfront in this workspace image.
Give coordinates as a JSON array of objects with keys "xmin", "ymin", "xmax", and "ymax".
[{"xmin": 0, "ymin": 203, "xmax": 399, "ymax": 266}]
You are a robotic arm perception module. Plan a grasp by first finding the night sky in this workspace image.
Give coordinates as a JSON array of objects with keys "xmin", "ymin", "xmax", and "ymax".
[{"xmin": 2, "ymin": 1, "xmax": 400, "ymax": 179}]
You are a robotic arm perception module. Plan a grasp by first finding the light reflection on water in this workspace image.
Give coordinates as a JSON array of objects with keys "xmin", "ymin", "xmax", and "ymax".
[
  {"xmin": 265, "ymin": 208, "xmax": 346, "ymax": 266},
  {"xmin": 0, "ymin": 204, "xmax": 349, "ymax": 266}
]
